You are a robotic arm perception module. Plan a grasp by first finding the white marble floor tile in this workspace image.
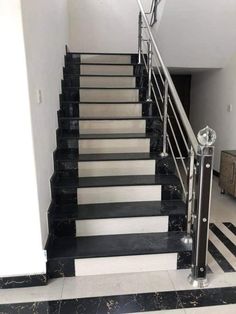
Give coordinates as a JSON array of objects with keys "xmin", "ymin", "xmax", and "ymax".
[
  {"xmin": 184, "ymin": 304, "xmax": 236, "ymax": 314},
  {"xmin": 168, "ymin": 269, "xmax": 236, "ymax": 291},
  {"xmin": 62, "ymin": 271, "xmax": 175, "ymax": 299},
  {"xmin": 0, "ymin": 278, "xmax": 64, "ymax": 305}
]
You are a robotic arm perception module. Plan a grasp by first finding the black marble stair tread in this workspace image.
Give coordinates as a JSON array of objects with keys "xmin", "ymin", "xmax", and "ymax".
[
  {"xmin": 47, "ymin": 231, "xmax": 191, "ymax": 260},
  {"xmin": 52, "ymin": 174, "xmax": 179, "ymax": 188},
  {"xmin": 51, "ymin": 200, "xmax": 186, "ymax": 221},
  {"xmin": 54, "ymin": 151, "xmax": 163, "ymax": 162},
  {"xmin": 78, "ymin": 87, "xmax": 139, "ymax": 90},
  {"xmin": 57, "ymin": 130, "xmax": 155, "ymax": 139}
]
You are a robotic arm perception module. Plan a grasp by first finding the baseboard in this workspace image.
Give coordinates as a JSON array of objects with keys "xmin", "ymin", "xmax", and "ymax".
[
  {"xmin": 213, "ymin": 170, "xmax": 219, "ymax": 177},
  {"xmin": 0, "ymin": 274, "xmax": 47, "ymax": 289}
]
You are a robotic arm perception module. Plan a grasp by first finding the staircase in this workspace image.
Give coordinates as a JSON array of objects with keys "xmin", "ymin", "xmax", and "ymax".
[{"xmin": 46, "ymin": 52, "xmax": 192, "ymax": 278}]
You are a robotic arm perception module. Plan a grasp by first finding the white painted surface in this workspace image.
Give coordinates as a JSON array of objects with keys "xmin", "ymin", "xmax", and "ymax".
[
  {"xmin": 79, "ymin": 139, "xmax": 150, "ymax": 154},
  {"xmin": 80, "ymin": 64, "xmax": 133, "ymax": 75},
  {"xmin": 21, "ymin": 0, "xmax": 68, "ymax": 246},
  {"xmin": 81, "ymin": 54, "xmax": 131, "ymax": 64},
  {"xmin": 75, "ymin": 253, "xmax": 177, "ymax": 276},
  {"xmin": 77, "ymin": 185, "xmax": 161, "ymax": 204},
  {"xmin": 79, "ymin": 120, "xmax": 145, "ymax": 134},
  {"xmin": 79, "ymin": 103, "xmax": 142, "ymax": 118},
  {"xmin": 78, "ymin": 160, "xmax": 155, "ymax": 177},
  {"xmin": 76, "ymin": 216, "xmax": 168, "ymax": 236},
  {"xmin": 190, "ymin": 54, "xmax": 236, "ymax": 171},
  {"xmin": 0, "ymin": 0, "xmax": 46, "ymax": 276},
  {"xmin": 157, "ymin": 0, "xmax": 236, "ymax": 69},
  {"xmin": 80, "ymin": 76, "xmax": 136, "ymax": 88}
]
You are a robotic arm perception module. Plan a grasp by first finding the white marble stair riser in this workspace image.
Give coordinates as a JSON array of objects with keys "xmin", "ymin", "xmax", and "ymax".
[
  {"xmin": 80, "ymin": 76, "xmax": 136, "ymax": 88},
  {"xmin": 79, "ymin": 120, "xmax": 146, "ymax": 134},
  {"xmin": 80, "ymin": 54, "xmax": 131, "ymax": 64},
  {"xmin": 79, "ymin": 88, "xmax": 139, "ymax": 102},
  {"xmin": 77, "ymin": 185, "xmax": 162, "ymax": 204},
  {"xmin": 79, "ymin": 103, "xmax": 142, "ymax": 118},
  {"xmin": 78, "ymin": 160, "xmax": 156, "ymax": 177},
  {"xmin": 79, "ymin": 138, "xmax": 150, "ymax": 154},
  {"xmin": 75, "ymin": 253, "xmax": 178, "ymax": 276},
  {"xmin": 80, "ymin": 64, "xmax": 134, "ymax": 75},
  {"xmin": 76, "ymin": 216, "xmax": 169, "ymax": 237}
]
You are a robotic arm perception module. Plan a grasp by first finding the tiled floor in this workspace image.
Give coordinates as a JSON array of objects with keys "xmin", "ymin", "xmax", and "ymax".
[{"xmin": 0, "ymin": 177, "xmax": 235, "ymax": 313}]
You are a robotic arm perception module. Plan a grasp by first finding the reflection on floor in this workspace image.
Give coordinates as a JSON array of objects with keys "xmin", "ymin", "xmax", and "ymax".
[{"xmin": 0, "ymin": 177, "xmax": 235, "ymax": 313}]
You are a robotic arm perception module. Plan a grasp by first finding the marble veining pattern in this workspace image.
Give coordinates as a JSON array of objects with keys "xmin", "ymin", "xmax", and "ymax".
[{"xmin": 0, "ymin": 287, "xmax": 236, "ymax": 313}]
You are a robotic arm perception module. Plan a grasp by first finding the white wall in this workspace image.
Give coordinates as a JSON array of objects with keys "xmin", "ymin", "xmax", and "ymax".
[
  {"xmin": 190, "ymin": 54, "xmax": 236, "ymax": 171},
  {"xmin": 157, "ymin": 0, "xmax": 236, "ymax": 69},
  {"xmin": 21, "ymin": 0, "xmax": 69, "ymax": 246},
  {"xmin": 0, "ymin": 0, "xmax": 46, "ymax": 276},
  {"xmin": 68, "ymin": 0, "xmax": 164, "ymax": 53}
]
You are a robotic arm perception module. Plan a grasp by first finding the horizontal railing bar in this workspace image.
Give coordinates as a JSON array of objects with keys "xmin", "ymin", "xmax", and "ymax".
[{"xmin": 137, "ymin": 0, "xmax": 198, "ymax": 154}]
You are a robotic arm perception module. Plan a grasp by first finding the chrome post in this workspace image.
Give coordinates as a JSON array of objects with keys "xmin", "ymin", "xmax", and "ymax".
[
  {"xmin": 160, "ymin": 79, "xmax": 168, "ymax": 157},
  {"xmin": 138, "ymin": 11, "xmax": 142, "ymax": 64},
  {"xmin": 182, "ymin": 146, "xmax": 194, "ymax": 244},
  {"xmin": 146, "ymin": 39, "xmax": 153, "ymax": 102},
  {"xmin": 188, "ymin": 126, "xmax": 216, "ymax": 288}
]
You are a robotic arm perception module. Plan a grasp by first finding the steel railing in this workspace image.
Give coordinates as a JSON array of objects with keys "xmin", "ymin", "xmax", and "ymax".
[{"xmin": 137, "ymin": 0, "xmax": 216, "ymax": 288}]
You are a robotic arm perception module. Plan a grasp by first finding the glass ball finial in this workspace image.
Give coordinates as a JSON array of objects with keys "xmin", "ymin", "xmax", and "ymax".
[{"xmin": 197, "ymin": 126, "xmax": 216, "ymax": 146}]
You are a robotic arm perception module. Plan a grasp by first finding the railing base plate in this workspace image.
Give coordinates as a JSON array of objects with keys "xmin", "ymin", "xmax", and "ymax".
[
  {"xmin": 181, "ymin": 234, "xmax": 193, "ymax": 244},
  {"xmin": 188, "ymin": 274, "xmax": 208, "ymax": 288}
]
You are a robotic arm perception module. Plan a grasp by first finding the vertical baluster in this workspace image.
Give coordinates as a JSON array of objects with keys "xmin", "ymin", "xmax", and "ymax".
[
  {"xmin": 160, "ymin": 79, "xmax": 168, "ymax": 157},
  {"xmin": 138, "ymin": 12, "xmax": 142, "ymax": 65},
  {"xmin": 146, "ymin": 39, "xmax": 153, "ymax": 102},
  {"xmin": 182, "ymin": 146, "xmax": 194, "ymax": 244}
]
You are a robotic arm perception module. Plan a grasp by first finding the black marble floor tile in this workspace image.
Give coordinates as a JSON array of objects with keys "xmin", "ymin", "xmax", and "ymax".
[
  {"xmin": 0, "ymin": 300, "xmax": 60, "ymax": 314},
  {"xmin": 59, "ymin": 291, "xmax": 182, "ymax": 314},
  {"xmin": 0, "ymin": 275, "xmax": 47, "ymax": 289},
  {"xmin": 210, "ymin": 223, "xmax": 236, "ymax": 256},
  {"xmin": 224, "ymin": 222, "xmax": 236, "ymax": 236},
  {"xmin": 2, "ymin": 287, "xmax": 236, "ymax": 313},
  {"xmin": 47, "ymin": 232, "xmax": 191, "ymax": 260},
  {"xmin": 177, "ymin": 286, "xmax": 236, "ymax": 308},
  {"xmin": 208, "ymin": 240, "xmax": 235, "ymax": 272}
]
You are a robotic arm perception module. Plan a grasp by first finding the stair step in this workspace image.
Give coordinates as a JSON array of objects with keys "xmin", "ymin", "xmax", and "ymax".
[
  {"xmin": 51, "ymin": 200, "xmax": 186, "ymax": 220},
  {"xmin": 79, "ymin": 88, "xmax": 139, "ymax": 102},
  {"xmin": 52, "ymin": 174, "xmax": 179, "ymax": 188},
  {"xmin": 47, "ymin": 232, "xmax": 191, "ymax": 277},
  {"xmin": 58, "ymin": 115, "xmax": 158, "ymax": 120},
  {"xmin": 50, "ymin": 200, "xmax": 186, "ymax": 237}
]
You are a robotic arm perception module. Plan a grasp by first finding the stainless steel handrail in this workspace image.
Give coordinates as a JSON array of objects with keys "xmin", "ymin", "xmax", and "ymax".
[{"xmin": 137, "ymin": 0, "xmax": 198, "ymax": 154}]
